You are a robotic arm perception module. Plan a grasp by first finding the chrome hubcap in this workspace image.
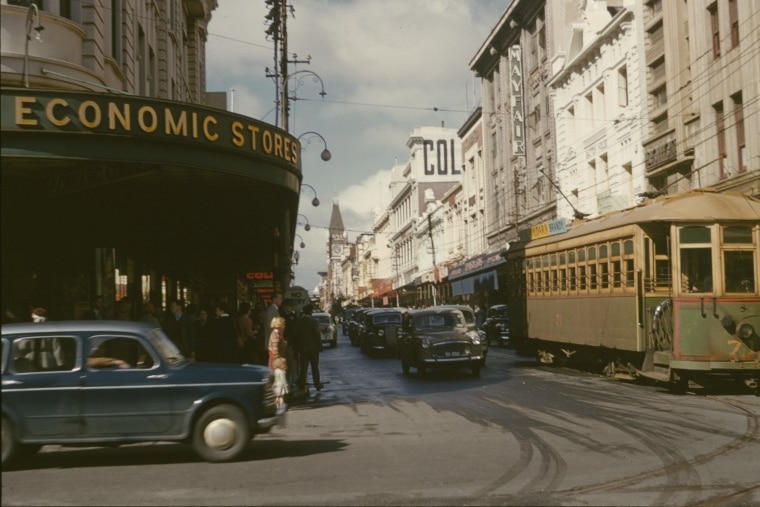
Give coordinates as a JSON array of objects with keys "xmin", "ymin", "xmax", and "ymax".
[{"xmin": 203, "ymin": 418, "xmax": 237, "ymax": 449}]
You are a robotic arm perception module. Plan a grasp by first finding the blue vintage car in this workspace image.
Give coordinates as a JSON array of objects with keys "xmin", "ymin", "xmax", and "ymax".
[{"xmin": 1, "ymin": 320, "xmax": 285, "ymax": 467}]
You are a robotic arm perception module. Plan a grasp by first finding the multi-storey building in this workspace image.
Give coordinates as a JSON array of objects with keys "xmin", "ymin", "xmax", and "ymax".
[
  {"xmin": 550, "ymin": 0, "xmax": 649, "ymax": 220},
  {"xmin": 641, "ymin": 0, "xmax": 759, "ymax": 196},
  {"xmin": 1, "ymin": 1, "xmax": 301, "ymax": 319}
]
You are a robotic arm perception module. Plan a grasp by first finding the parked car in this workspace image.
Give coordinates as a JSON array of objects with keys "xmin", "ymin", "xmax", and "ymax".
[
  {"xmin": 348, "ymin": 308, "xmax": 371, "ymax": 346},
  {"xmin": 341, "ymin": 307, "xmax": 360, "ymax": 335},
  {"xmin": 358, "ymin": 308, "xmax": 405, "ymax": 356},
  {"xmin": 1, "ymin": 320, "xmax": 286, "ymax": 468},
  {"xmin": 398, "ymin": 307, "xmax": 484, "ymax": 377},
  {"xmin": 439, "ymin": 304, "xmax": 487, "ymax": 365},
  {"xmin": 312, "ymin": 312, "xmax": 337, "ymax": 348},
  {"xmin": 484, "ymin": 304, "xmax": 510, "ymax": 346}
]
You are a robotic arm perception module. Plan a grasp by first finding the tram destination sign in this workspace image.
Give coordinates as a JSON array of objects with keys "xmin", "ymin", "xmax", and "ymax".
[{"xmin": 530, "ymin": 218, "xmax": 567, "ymax": 240}]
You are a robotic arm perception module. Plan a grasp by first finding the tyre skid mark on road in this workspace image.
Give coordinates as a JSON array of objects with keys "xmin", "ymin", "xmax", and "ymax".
[{"xmin": 474, "ymin": 393, "xmax": 758, "ymax": 505}]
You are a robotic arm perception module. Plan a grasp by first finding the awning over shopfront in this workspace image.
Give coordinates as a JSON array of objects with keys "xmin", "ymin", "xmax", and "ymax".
[{"xmin": 448, "ymin": 251, "xmax": 506, "ymax": 296}]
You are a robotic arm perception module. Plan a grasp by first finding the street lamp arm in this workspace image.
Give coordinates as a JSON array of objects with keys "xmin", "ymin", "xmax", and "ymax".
[
  {"xmin": 301, "ymin": 183, "xmax": 320, "ymax": 207},
  {"xmin": 288, "ymin": 70, "xmax": 327, "ymax": 99},
  {"xmin": 297, "ymin": 131, "xmax": 331, "ymax": 161},
  {"xmin": 297, "ymin": 213, "xmax": 311, "ymax": 231}
]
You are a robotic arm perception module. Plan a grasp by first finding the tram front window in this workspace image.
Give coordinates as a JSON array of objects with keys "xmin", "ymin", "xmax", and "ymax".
[
  {"xmin": 680, "ymin": 248, "xmax": 713, "ymax": 293},
  {"xmin": 724, "ymin": 251, "xmax": 755, "ymax": 293}
]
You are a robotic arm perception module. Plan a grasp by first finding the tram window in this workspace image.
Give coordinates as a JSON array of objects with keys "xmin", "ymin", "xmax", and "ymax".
[
  {"xmin": 560, "ymin": 269, "xmax": 567, "ymax": 291},
  {"xmin": 551, "ymin": 270, "xmax": 558, "ymax": 291},
  {"xmin": 600, "ymin": 263, "xmax": 610, "ymax": 289},
  {"xmin": 590, "ymin": 264, "xmax": 598, "ymax": 289},
  {"xmin": 559, "ymin": 253, "xmax": 566, "ymax": 265},
  {"xmin": 551, "ymin": 255, "xmax": 557, "ymax": 267},
  {"xmin": 579, "ymin": 266, "xmax": 587, "ymax": 290},
  {"xmin": 612, "ymin": 260, "xmax": 622, "ymax": 288},
  {"xmin": 578, "ymin": 249, "xmax": 585, "ymax": 262},
  {"xmin": 599, "ymin": 245, "xmax": 608, "ymax": 259},
  {"xmin": 723, "ymin": 226, "xmax": 752, "ymax": 243},
  {"xmin": 588, "ymin": 247, "xmax": 596, "ymax": 260},
  {"xmin": 569, "ymin": 251, "xmax": 575, "ymax": 263},
  {"xmin": 655, "ymin": 259, "xmax": 671, "ymax": 289},
  {"xmin": 680, "ymin": 247, "xmax": 712, "ymax": 292},
  {"xmin": 611, "ymin": 242, "xmax": 621, "ymax": 257},
  {"xmin": 543, "ymin": 255, "xmax": 549, "ymax": 268},
  {"xmin": 680, "ymin": 226, "xmax": 711, "ymax": 243},
  {"xmin": 544, "ymin": 271, "xmax": 551, "ymax": 292},
  {"xmin": 624, "ymin": 240, "xmax": 634, "ymax": 255},
  {"xmin": 625, "ymin": 259, "xmax": 635, "ymax": 287},
  {"xmin": 569, "ymin": 267, "xmax": 577, "ymax": 290},
  {"xmin": 724, "ymin": 251, "xmax": 755, "ymax": 292}
]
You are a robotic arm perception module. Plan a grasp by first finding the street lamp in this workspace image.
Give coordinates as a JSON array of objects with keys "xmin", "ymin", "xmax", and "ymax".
[
  {"xmin": 298, "ymin": 131, "xmax": 331, "ymax": 162},
  {"xmin": 301, "ymin": 183, "xmax": 320, "ymax": 207},
  {"xmin": 294, "ymin": 234, "xmax": 306, "ymax": 249},
  {"xmin": 297, "ymin": 213, "xmax": 311, "ymax": 231},
  {"xmin": 23, "ymin": 3, "xmax": 44, "ymax": 88}
]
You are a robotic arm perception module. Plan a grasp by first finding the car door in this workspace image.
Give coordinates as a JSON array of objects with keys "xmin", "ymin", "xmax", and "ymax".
[
  {"xmin": 81, "ymin": 334, "xmax": 175, "ymax": 436},
  {"xmin": 4, "ymin": 335, "xmax": 82, "ymax": 437}
]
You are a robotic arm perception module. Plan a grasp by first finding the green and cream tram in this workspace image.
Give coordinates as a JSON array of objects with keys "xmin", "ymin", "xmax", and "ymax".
[{"xmin": 507, "ymin": 190, "xmax": 759, "ymax": 392}]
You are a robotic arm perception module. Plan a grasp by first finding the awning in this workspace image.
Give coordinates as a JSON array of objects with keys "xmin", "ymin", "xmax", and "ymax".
[{"xmin": 451, "ymin": 270, "xmax": 499, "ymax": 296}]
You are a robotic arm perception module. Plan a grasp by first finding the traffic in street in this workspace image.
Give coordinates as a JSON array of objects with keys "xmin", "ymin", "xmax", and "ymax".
[{"xmin": 3, "ymin": 324, "xmax": 759, "ymax": 506}]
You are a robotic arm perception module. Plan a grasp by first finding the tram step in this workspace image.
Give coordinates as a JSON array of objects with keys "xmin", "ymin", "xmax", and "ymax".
[{"xmin": 637, "ymin": 369, "xmax": 670, "ymax": 382}]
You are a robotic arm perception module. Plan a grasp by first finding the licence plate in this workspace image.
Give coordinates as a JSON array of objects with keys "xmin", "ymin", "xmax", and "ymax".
[{"xmin": 445, "ymin": 351, "xmax": 461, "ymax": 358}]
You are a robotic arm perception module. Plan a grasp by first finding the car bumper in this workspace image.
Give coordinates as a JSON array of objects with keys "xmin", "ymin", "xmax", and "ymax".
[
  {"xmin": 256, "ymin": 403, "xmax": 287, "ymax": 432},
  {"xmin": 419, "ymin": 355, "xmax": 484, "ymax": 365}
]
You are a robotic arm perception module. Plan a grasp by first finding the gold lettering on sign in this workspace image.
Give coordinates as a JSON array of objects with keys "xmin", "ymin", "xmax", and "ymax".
[
  {"xmin": 46, "ymin": 98, "xmax": 70, "ymax": 127},
  {"xmin": 15, "ymin": 96, "xmax": 37, "ymax": 126},
  {"xmin": 108, "ymin": 102, "xmax": 130, "ymax": 130}
]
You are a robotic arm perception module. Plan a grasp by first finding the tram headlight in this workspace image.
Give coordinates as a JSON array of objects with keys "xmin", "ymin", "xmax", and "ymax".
[{"xmin": 737, "ymin": 322, "xmax": 755, "ymax": 340}]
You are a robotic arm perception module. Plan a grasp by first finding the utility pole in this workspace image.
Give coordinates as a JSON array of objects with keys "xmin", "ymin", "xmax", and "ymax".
[
  {"xmin": 427, "ymin": 214, "xmax": 437, "ymax": 306},
  {"xmin": 278, "ymin": 0, "xmax": 289, "ymax": 131}
]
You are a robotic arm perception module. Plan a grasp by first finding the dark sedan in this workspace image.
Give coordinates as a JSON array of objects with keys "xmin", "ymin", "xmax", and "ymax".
[
  {"xmin": 358, "ymin": 308, "xmax": 405, "ymax": 356},
  {"xmin": 398, "ymin": 307, "xmax": 484, "ymax": 377},
  {"xmin": 1, "ymin": 320, "xmax": 286, "ymax": 467}
]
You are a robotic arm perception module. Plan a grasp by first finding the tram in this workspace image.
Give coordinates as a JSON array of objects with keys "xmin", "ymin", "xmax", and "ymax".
[{"xmin": 506, "ymin": 190, "xmax": 760, "ymax": 391}]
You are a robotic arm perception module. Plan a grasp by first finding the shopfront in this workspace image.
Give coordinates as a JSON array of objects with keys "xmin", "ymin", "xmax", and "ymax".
[
  {"xmin": 448, "ymin": 251, "xmax": 507, "ymax": 306},
  {"xmin": 1, "ymin": 89, "xmax": 301, "ymax": 319}
]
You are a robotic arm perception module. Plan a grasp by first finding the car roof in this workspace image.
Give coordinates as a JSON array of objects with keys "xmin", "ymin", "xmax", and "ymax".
[
  {"xmin": 489, "ymin": 305, "xmax": 508, "ymax": 310},
  {"xmin": 408, "ymin": 307, "xmax": 464, "ymax": 316},
  {"xmin": 2, "ymin": 320, "xmax": 158, "ymax": 335},
  {"xmin": 439, "ymin": 304, "xmax": 473, "ymax": 313}
]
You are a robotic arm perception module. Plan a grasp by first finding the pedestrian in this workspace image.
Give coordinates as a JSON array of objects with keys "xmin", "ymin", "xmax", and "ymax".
[
  {"xmin": 281, "ymin": 300, "xmax": 299, "ymax": 387},
  {"xmin": 209, "ymin": 300, "xmax": 238, "ymax": 363},
  {"xmin": 271, "ymin": 357, "xmax": 289, "ymax": 408},
  {"xmin": 139, "ymin": 301, "xmax": 162, "ymax": 327},
  {"xmin": 264, "ymin": 292, "xmax": 283, "ymax": 357},
  {"xmin": 163, "ymin": 299, "xmax": 195, "ymax": 359},
  {"xmin": 194, "ymin": 306, "xmax": 213, "ymax": 362},
  {"xmin": 236, "ymin": 302, "xmax": 259, "ymax": 363},
  {"xmin": 296, "ymin": 303, "xmax": 323, "ymax": 392},
  {"xmin": 268, "ymin": 316, "xmax": 287, "ymax": 369},
  {"xmin": 82, "ymin": 295, "xmax": 107, "ymax": 320}
]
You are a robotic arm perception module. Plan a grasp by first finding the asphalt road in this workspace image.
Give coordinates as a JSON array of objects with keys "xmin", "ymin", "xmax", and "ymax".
[{"xmin": 3, "ymin": 329, "xmax": 759, "ymax": 506}]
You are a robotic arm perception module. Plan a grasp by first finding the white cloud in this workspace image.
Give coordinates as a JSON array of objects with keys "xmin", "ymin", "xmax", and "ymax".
[{"xmin": 206, "ymin": 0, "xmax": 504, "ymax": 291}]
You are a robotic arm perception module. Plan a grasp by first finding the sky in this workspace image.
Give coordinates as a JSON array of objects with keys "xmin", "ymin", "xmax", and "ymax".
[{"xmin": 206, "ymin": 0, "xmax": 508, "ymax": 293}]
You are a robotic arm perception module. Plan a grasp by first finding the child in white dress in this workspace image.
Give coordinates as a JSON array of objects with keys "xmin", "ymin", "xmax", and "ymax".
[{"xmin": 271, "ymin": 357, "xmax": 289, "ymax": 408}]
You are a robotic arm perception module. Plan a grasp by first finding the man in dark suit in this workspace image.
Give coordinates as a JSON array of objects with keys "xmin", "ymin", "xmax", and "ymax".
[
  {"xmin": 82, "ymin": 295, "xmax": 107, "ymax": 320},
  {"xmin": 296, "ymin": 303, "xmax": 323, "ymax": 392},
  {"xmin": 163, "ymin": 299, "xmax": 195, "ymax": 359}
]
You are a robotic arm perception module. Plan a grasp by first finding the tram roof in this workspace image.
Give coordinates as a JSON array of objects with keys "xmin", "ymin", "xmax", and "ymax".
[{"xmin": 529, "ymin": 190, "xmax": 760, "ymax": 247}]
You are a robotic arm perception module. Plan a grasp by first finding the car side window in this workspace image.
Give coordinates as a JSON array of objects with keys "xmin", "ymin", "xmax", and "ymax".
[
  {"xmin": 87, "ymin": 336, "xmax": 154, "ymax": 370},
  {"xmin": 12, "ymin": 336, "xmax": 78, "ymax": 373}
]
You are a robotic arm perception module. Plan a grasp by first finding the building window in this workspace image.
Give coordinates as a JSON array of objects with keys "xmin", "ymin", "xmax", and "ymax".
[
  {"xmin": 618, "ymin": 66, "xmax": 628, "ymax": 107},
  {"xmin": 708, "ymin": 3, "xmax": 720, "ymax": 58},
  {"xmin": 732, "ymin": 92, "xmax": 746, "ymax": 173},
  {"xmin": 714, "ymin": 101, "xmax": 726, "ymax": 178},
  {"xmin": 729, "ymin": 0, "xmax": 739, "ymax": 48}
]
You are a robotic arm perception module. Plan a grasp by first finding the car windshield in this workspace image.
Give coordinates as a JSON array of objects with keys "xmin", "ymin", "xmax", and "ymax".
[
  {"xmin": 146, "ymin": 328, "xmax": 185, "ymax": 366},
  {"xmin": 373, "ymin": 313, "xmax": 402, "ymax": 325},
  {"xmin": 414, "ymin": 312, "xmax": 462, "ymax": 330},
  {"xmin": 314, "ymin": 315, "xmax": 331, "ymax": 325},
  {"xmin": 489, "ymin": 308, "xmax": 508, "ymax": 318}
]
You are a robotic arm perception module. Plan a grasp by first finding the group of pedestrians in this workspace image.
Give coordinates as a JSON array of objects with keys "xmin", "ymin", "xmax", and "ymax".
[{"xmin": 265, "ymin": 293, "xmax": 324, "ymax": 400}]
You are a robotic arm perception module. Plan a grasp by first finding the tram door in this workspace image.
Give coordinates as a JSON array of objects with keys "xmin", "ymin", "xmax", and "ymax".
[{"xmin": 640, "ymin": 224, "xmax": 675, "ymax": 375}]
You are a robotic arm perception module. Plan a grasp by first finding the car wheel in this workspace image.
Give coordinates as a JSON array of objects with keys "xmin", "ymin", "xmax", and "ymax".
[
  {"xmin": 401, "ymin": 359, "xmax": 410, "ymax": 375},
  {"xmin": 192, "ymin": 404, "xmax": 250, "ymax": 463},
  {"xmin": 471, "ymin": 364, "xmax": 481, "ymax": 377}
]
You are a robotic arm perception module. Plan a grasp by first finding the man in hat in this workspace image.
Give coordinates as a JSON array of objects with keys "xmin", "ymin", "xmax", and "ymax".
[{"xmin": 295, "ymin": 303, "xmax": 323, "ymax": 392}]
